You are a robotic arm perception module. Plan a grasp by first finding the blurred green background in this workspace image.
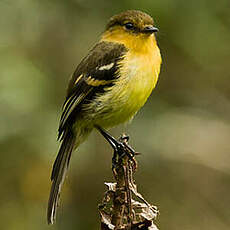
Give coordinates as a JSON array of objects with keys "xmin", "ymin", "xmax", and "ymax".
[{"xmin": 1, "ymin": 0, "xmax": 230, "ymax": 229}]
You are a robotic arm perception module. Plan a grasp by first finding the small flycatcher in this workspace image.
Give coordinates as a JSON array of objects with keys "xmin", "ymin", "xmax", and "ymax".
[{"xmin": 48, "ymin": 10, "xmax": 162, "ymax": 224}]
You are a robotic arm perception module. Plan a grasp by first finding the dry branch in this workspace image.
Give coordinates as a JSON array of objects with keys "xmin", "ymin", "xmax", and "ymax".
[{"xmin": 99, "ymin": 135, "xmax": 159, "ymax": 230}]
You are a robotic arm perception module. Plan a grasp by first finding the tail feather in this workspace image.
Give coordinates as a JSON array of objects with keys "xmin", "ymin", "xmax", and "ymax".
[{"xmin": 47, "ymin": 130, "xmax": 75, "ymax": 224}]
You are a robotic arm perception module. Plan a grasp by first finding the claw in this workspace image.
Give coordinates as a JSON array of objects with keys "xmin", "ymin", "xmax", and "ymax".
[
  {"xmin": 121, "ymin": 134, "xmax": 129, "ymax": 142},
  {"xmin": 96, "ymin": 126, "xmax": 122, "ymax": 153},
  {"xmin": 96, "ymin": 126, "xmax": 138, "ymax": 171}
]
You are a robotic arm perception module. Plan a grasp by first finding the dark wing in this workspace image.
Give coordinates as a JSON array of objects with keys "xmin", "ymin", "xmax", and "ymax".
[
  {"xmin": 47, "ymin": 41, "xmax": 127, "ymax": 224},
  {"xmin": 58, "ymin": 41, "xmax": 128, "ymax": 140}
]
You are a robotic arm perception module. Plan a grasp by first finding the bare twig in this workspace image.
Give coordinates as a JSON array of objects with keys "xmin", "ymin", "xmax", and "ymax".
[{"xmin": 99, "ymin": 134, "xmax": 159, "ymax": 230}]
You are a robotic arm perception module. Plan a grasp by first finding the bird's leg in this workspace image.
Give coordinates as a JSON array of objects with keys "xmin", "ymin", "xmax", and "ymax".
[
  {"xmin": 95, "ymin": 126, "xmax": 138, "ymax": 170},
  {"xmin": 119, "ymin": 135, "xmax": 140, "ymax": 158},
  {"xmin": 95, "ymin": 126, "xmax": 125, "ymax": 168},
  {"xmin": 119, "ymin": 135, "xmax": 138, "ymax": 171},
  {"xmin": 95, "ymin": 126, "xmax": 124, "ymax": 153}
]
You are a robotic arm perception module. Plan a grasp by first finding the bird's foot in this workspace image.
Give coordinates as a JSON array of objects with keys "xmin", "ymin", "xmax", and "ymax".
[{"xmin": 96, "ymin": 126, "xmax": 139, "ymax": 171}]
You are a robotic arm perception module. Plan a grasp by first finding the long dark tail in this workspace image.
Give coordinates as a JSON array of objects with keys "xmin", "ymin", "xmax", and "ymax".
[{"xmin": 47, "ymin": 130, "xmax": 75, "ymax": 224}]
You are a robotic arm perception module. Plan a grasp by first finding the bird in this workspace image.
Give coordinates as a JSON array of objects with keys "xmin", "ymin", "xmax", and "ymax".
[{"xmin": 47, "ymin": 9, "xmax": 162, "ymax": 224}]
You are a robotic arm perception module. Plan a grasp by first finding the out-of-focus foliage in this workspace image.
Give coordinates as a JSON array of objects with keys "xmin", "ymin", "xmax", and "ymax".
[{"xmin": 1, "ymin": 0, "xmax": 230, "ymax": 229}]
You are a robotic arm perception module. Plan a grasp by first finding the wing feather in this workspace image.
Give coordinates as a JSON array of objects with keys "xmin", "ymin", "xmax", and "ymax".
[
  {"xmin": 48, "ymin": 41, "xmax": 127, "ymax": 224},
  {"xmin": 58, "ymin": 41, "xmax": 127, "ymax": 139}
]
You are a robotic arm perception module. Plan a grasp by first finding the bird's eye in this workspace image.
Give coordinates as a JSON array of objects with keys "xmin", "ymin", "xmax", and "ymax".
[{"xmin": 124, "ymin": 23, "xmax": 134, "ymax": 30}]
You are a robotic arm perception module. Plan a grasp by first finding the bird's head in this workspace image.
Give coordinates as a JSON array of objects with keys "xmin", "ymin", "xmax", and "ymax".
[{"xmin": 102, "ymin": 10, "xmax": 159, "ymax": 50}]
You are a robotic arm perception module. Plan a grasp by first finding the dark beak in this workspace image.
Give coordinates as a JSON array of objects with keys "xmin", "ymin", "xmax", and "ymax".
[{"xmin": 142, "ymin": 26, "xmax": 159, "ymax": 34}]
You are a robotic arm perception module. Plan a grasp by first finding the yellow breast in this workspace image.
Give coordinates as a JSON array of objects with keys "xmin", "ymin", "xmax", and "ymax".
[
  {"xmin": 87, "ymin": 33, "xmax": 162, "ymax": 128},
  {"xmin": 94, "ymin": 48, "xmax": 161, "ymax": 127},
  {"xmin": 118, "ymin": 45, "xmax": 161, "ymax": 106}
]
